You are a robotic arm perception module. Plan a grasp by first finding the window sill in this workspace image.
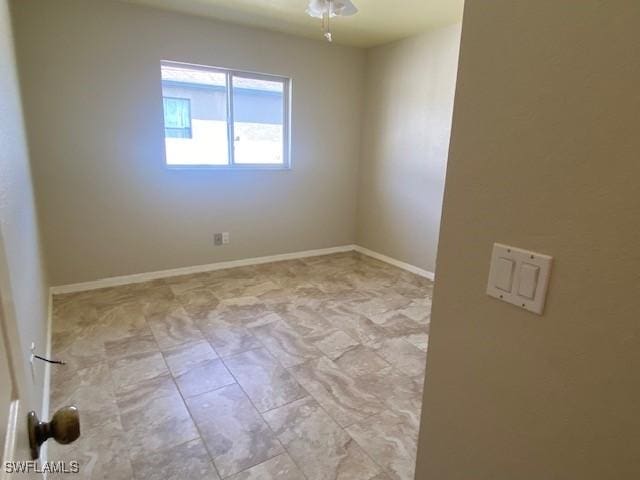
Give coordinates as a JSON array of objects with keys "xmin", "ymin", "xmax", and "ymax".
[{"xmin": 165, "ymin": 164, "xmax": 291, "ymax": 171}]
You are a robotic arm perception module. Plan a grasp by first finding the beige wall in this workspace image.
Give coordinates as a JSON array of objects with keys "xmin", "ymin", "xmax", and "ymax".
[
  {"xmin": 0, "ymin": 0, "xmax": 49, "ymax": 411},
  {"xmin": 357, "ymin": 25, "xmax": 460, "ymax": 273},
  {"xmin": 417, "ymin": 1, "xmax": 640, "ymax": 478},
  {"xmin": 11, "ymin": 0, "xmax": 365, "ymax": 286}
]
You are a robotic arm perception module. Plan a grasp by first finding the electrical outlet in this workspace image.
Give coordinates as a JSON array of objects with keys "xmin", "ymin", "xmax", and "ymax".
[
  {"xmin": 222, "ymin": 232, "xmax": 230, "ymax": 245},
  {"xmin": 214, "ymin": 233, "xmax": 223, "ymax": 246}
]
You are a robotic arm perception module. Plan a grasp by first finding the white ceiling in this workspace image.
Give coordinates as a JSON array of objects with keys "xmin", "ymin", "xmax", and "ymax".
[{"xmin": 120, "ymin": 0, "xmax": 465, "ymax": 48}]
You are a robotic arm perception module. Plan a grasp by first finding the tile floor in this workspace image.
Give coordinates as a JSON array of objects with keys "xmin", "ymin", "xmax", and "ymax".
[{"xmin": 48, "ymin": 252, "xmax": 432, "ymax": 480}]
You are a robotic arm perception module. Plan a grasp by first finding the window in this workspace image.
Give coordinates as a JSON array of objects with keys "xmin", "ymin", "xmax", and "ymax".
[
  {"xmin": 161, "ymin": 61, "xmax": 290, "ymax": 168},
  {"xmin": 163, "ymin": 97, "xmax": 192, "ymax": 138}
]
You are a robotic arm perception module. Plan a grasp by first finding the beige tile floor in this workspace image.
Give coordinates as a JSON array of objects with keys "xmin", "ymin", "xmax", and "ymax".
[{"xmin": 48, "ymin": 252, "xmax": 432, "ymax": 480}]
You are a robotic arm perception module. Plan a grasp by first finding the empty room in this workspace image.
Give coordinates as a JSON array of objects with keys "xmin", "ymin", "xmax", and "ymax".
[{"xmin": 2, "ymin": 1, "xmax": 640, "ymax": 480}]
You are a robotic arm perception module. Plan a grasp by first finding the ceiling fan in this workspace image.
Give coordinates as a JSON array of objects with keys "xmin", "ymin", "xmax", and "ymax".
[{"xmin": 306, "ymin": 0, "xmax": 358, "ymax": 43}]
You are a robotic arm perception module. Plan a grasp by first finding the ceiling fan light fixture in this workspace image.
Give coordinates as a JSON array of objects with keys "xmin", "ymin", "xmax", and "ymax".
[{"xmin": 306, "ymin": 0, "xmax": 358, "ymax": 42}]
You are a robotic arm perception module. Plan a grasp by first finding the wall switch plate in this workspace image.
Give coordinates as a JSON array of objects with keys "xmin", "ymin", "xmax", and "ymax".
[
  {"xmin": 222, "ymin": 232, "xmax": 230, "ymax": 245},
  {"xmin": 487, "ymin": 243, "xmax": 552, "ymax": 315},
  {"xmin": 214, "ymin": 233, "xmax": 223, "ymax": 246}
]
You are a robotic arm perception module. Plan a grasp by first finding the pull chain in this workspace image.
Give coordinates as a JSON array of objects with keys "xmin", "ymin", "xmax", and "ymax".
[{"xmin": 323, "ymin": 0, "xmax": 333, "ymax": 42}]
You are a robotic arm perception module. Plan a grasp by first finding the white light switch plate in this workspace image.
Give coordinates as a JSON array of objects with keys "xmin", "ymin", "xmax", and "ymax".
[{"xmin": 487, "ymin": 243, "xmax": 552, "ymax": 315}]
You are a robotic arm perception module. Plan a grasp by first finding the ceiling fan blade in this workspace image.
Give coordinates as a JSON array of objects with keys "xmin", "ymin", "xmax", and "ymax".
[
  {"xmin": 306, "ymin": 0, "xmax": 326, "ymax": 18},
  {"xmin": 335, "ymin": 0, "xmax": 358, "ymax": 16}
]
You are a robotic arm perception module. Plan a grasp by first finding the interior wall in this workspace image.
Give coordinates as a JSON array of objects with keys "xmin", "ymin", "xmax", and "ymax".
[
  {"xmin": 417, "ymin": 1, "xmax": 640, "ymax": 478},
  {"xmin": 11, "ymin": 0, "xmax": 365, "ymax": 286},
  {"xmin": 356, "ymin": 24, "xmax": 461, "ymax": 273},
  {"xmin": 0, "ymin": 0, "xmax": 49, "ymax": 411}
]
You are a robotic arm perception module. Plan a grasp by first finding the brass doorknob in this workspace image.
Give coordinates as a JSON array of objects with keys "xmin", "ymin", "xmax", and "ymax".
[{"xmin": 28, "ymin": 405, "xmax": 81, "ymax": 460}]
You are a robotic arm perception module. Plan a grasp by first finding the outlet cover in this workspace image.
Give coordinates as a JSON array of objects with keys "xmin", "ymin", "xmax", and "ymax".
[{"xmin": 214, "ymin": 233, "xmax": 223, "ymax": 246}]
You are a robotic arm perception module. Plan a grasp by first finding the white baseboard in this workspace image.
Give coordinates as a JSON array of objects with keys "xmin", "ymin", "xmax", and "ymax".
[
  {"xmin": 354, "ymin": 245, "xmax": 435, "ymax": 281},
  {"xmin": 50, "ymin": 245, "xmax": 357, "ymax": 295},
  {"xmin": 49, "ymin": 244, "xmax": 435, "ymax": 295}
]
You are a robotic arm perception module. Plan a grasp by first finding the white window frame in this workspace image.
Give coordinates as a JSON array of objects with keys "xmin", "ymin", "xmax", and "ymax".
[{"xmin": 161, "ymin": 60, "xmax": 291, "ymax": 170}]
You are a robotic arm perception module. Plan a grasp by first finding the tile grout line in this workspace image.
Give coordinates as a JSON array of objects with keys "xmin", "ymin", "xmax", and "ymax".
[
  {"xmin": 239, "ymin": 321, "xmax": 387, "ymax": 478},
  {"xmin": 110, "ymin": 286, "xmax": 225, "ymax": 479},
  {"xmin": 270, "ymin": 317, "xmax": 423, "ymax": 478},
  {"xmin": 171, "ymin": 289, "xmax": 298, "ymax": 479},
  {"xmin": 164, "ymin": 292, "xmax": 229, "ymax": 480},
  {"xmin": 280, "ymin": 361, "xmax": 395, "ymax": 478},
  {"xmin": 119, "ymin": 308, "xmax": 185, "ymax": 478},
  {"xmin": 96, "ymin": 343, "xmax": 136, "ymax": 477},
  {"xmin": 217, "ymin": 332, "xmax": 313, "ymax": 480},
  {"xmin": 157, "ymin": 341, "xmax": 226, "ymax": 480},
  {"xmin": 277, "ymin": 373, "xmax": 389, "ymax": 479}
]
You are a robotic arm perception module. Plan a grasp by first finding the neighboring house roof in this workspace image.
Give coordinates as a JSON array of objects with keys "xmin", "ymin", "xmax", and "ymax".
[{"xmin": 162, "ymin": 65, "xmax": 283, "ymax": 92}]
